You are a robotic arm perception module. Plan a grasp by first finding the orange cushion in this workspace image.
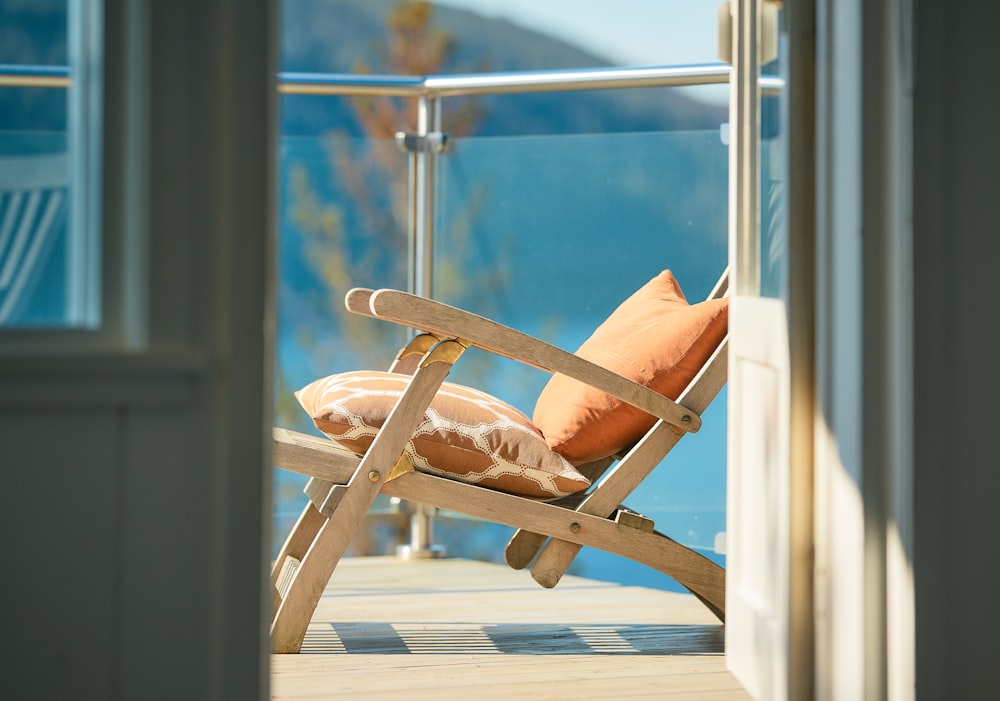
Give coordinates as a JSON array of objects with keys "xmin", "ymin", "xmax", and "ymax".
[
  {"xmin": 532, "ymin": 270, "xmax": 728, "ymax": 465},
  {"xmin": 296, "ymin": 370, "xmax": 591, "ymax": 499}
]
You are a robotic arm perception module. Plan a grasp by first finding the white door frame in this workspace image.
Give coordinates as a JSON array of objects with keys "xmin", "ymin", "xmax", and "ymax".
[
  {"xmin": 725, "ymin": 0, "xmax": 915, "ymax": 699},
  {"xmin": 724, "ymin": 1, "xmax": 814, "ymax": 699}
]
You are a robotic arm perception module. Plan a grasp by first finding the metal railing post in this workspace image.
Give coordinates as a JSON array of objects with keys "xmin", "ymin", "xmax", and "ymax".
[
  {"xmin": 414, "ymin": 94, "xmax": 438, "ymax": 300},
  {"xmin": 397, "ymin": 93, "xmax": 447, "ymax": 559}
]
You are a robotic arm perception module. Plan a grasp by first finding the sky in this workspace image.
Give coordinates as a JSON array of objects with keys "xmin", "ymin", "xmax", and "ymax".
[
  {"xmin": 436, "ymin": 0, "xmax": 722, "ymax": 66},
  {"xmin": 434, "ymin": 0, "xmax": 728, "ymax": 103}
]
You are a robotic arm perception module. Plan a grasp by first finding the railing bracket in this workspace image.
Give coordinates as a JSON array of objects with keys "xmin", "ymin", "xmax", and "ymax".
[{"xmin": 395, "ymin": 131, "xmax": 448, "ymax": 154}]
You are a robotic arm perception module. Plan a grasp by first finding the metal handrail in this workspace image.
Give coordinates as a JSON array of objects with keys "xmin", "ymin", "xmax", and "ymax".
[
  {"xmin": 279, "ymin": 63, "xmax": 732, "ymax": 97},
  {"xmin": 3, "ymin": 61, "xmax": 786, "ymax": 97},
  {"xmin": 3, "ymin": 62, "xmax": 745, "ymax": 94}
]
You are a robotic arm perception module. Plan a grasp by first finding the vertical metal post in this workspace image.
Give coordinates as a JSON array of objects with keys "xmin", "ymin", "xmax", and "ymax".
[
  {"xmin": 398, "ymin": 94, "xmax": 446, "ymax": 559},
  {"xmin": 785, "ymin": 1, "xmax": 817, "ymax": 698},
  {"xmin": 412, "ymin": 95, "xmax": 439, "ymax": 299},
  {"xmin": 730, "ymin": 0, "xmax": 761, "ymax": 299}
]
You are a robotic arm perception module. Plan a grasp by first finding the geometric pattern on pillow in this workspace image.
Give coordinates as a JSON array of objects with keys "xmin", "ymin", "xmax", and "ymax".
[
  {"xmin": 296, "ymin": 370, "xmax": 591, "ymax": 499},
  {"xmin": 532, "ymin": 270, "xmax": 728, "ymax": 465}
]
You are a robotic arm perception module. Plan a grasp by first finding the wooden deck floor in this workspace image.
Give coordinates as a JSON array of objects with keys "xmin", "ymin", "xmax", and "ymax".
[{"xmin": 270, "ymin": 557, "xmax": 750, "ymax": 700}]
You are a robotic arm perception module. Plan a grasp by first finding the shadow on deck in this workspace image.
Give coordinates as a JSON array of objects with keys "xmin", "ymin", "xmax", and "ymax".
[{"xmin": 271, "ymin": 556, "xmax": 749, "ymax": 700}]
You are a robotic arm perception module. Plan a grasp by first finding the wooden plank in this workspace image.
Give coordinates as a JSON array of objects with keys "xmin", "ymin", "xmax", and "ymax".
[
  {"xmin": 270, "ymin": 558, "xmax": 749, "ymax": 701},
  {"xmin": 272, "ymin": 427, "xmax": 360, "ymax": 482}
]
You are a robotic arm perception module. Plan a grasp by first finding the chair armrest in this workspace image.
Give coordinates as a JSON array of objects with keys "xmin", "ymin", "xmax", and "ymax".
[
  {"xmin": 362, "ymin": 289, "xmax": 700, "ymax": 432},
  {"xmin": 345, "ymin": 288, "xmax": 376, "ymax": 318}
]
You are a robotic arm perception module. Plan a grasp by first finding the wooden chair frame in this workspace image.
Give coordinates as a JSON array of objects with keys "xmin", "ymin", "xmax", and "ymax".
[{"xmin": 270, "ymin": 275, "xmax": 729, "ymax": 653}]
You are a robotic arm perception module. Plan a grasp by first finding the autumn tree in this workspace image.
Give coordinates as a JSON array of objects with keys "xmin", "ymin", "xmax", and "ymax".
[
  {"xmin": 277, "ymin": 1, "xmax": 499, "ymax": 554},
  {"xmin": 285, "ymin": 1, "xmax": 486, "ymax": 378}
]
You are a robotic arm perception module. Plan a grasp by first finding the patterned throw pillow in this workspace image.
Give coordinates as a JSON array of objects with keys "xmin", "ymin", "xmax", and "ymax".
[
  {"xmin": 296, "ymin": 370, "xmax": 591, "ymax": 499},
  {"xmin": 533, "ymin": 270, "xmax": 728, "ymax": 465}
]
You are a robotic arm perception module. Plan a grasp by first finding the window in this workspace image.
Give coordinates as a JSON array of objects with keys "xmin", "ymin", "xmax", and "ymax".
[{"xmin": 0, "ymin": 0, "xmax": 102, "ymax": 330}]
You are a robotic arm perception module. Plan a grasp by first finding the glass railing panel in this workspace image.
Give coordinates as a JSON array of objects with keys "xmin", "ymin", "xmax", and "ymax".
[
  {"xmin": 274, "ymin": 117, "xmax": 731, "ymax": 590},
  {"xmin": 2, "ymin": 2, "xmax": 104, "ymax": 332},
  {"xmin": 434, "ymin": 128, "xmax": 728, "ymax": 587},
  {"xmin": 274, "ymin": 132, "xmax": 411, "ymax": 550},
  {"xmin": 445, "ymin": 85, "xmax": 728, "ymax": 138}
]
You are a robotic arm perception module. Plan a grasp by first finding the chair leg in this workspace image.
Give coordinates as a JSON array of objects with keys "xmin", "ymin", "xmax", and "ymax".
[
  {"xmin": 503, "ymin": 456, "xmax": 615, "ymax": 570},
  {"xmin": 270, "ymin": 474, "xmax": 381, "ymax": 653},
  {"xmin": 504, "ymin": 530, "xmax": 548, "ymax": 570},
  {"xmin": 271, "ymin": 475, "xmax": 378, "ymax": 653},
  {"xmin": 531, "ymin": 541, "xmax": 584, "ymax": 588},
  {"xmin": 529, "ymin": 516, "xmax": 725, "ymax": 619},
  {"xmin": 530, "ymin": 505, "xmax": 657, "ymax": 587},
  {"xmin": 272, "ymin": 348, "xmax": 461, "ymax": 652},
  {"xmin": 530, "ymin": 426, "xmax": 682, "ymax": 587},
  {"xmin": 270, "ymin": 501, "xmax": 328, "ymax": 617},
  {"xmin": 270, "ymin": 497, "xmax": 367, "ymax": 652}
]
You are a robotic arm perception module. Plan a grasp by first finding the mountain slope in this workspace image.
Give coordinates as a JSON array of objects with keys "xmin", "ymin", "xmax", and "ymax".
[{"xmin": 279, "ymin": 0, "xmax": 726, "ymax": 136}]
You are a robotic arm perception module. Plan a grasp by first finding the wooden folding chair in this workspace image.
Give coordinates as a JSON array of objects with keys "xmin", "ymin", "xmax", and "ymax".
[{"xmin": 270, "ymin": 270, "xmax": 729, "ymax": 653}]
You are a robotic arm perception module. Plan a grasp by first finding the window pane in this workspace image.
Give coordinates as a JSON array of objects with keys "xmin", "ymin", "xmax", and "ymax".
[{"xmin": 0, "ymin": 0, "xmax": 100, "ymax": 329}]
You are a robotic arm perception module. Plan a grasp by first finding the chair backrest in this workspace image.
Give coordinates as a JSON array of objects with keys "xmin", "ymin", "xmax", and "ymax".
[{"xmin": 0, "ymin": 153, "xmax": 69, "ymax": 325}]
